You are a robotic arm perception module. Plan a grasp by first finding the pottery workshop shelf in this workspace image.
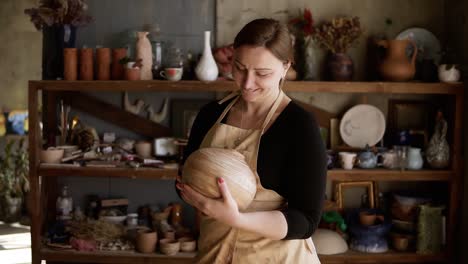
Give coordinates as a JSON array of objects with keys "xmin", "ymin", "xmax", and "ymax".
[
  {"xmin": 327, "ymin": 169, "xmax": 454, "ymax": 181},
  {"xmin": 319, "ymin": 250, "xmax": 447, "ymax": 263},
  {"xmin": 38, "ymin": 165, "xmax": 178, "ymax": 179},
  {"xmin": 41, "ymin": 247, "xmax": 195, "ymax": 264},
  {"xmin": 30, "ymin": 80, "xmax": 463, "ymax": 94}
]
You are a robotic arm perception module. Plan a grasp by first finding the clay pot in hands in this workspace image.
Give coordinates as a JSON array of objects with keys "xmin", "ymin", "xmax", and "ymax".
[
  {"xmin": 182, "ymin": 148, "xmax": 257, "ymax": 210},
  {"xmin": 377, "ymin": 39, "xmax": 417, "ymax": 81},
  {"xmin": 136, "ymin": 230, "xmax": 157, "ymax": 253}
]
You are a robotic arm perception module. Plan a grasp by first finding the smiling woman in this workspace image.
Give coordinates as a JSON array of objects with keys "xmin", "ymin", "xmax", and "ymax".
[{"xmin": 177, "ymin": 18, "xmax": 326, "ymax": 264}]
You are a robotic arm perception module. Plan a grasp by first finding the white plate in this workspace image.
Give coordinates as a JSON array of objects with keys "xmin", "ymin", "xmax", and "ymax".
[
  {"xmin": 396, "ymin": 27, "xmax": 441, "ymax": 64},
  {"xmin": 340, "ymin": 104, "xmax": 386, "ymax": 148}
]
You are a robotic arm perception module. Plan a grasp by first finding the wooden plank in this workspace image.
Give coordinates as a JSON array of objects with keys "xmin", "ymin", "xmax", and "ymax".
[
  {"xmin": 40, "ymin": 248, "xmax": 195, "ymax": 264},
  {"xmin": 30, "ymin": 80, "xmax": 464, "ymax": 94},
  {"xmin": 28, "ymin": 83, "xmax": 41, "ymax": 264},
  {"xmin": 319, "ymin": 250, "xmax": 447, "ymax": 263},
  {"xmin": 59, "ymin": 91, "xmax": 171, "ymax": 138},
  {"xmin": 327, "ymin": 169, "xmax": 453, "ymax": 181},
  {"xmin": 38, "ymin": 165, "xmax": 178, "ymax": 179}
]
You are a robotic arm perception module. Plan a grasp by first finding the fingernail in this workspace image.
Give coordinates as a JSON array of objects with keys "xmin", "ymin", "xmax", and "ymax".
[{"xmin": 218, "ymin": 177, "xmax": 224, "ymax": 184}]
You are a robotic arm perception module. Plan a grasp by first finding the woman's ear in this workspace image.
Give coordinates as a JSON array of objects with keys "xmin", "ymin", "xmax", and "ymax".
[{"xmin": 283, "ymin": 61, "xmax": 291, "ymax": 78}]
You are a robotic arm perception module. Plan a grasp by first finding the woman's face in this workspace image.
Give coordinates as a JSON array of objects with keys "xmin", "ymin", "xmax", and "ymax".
[{"xmin": 232, "ymin": 45, "xmax": 289, "ymax": 103}]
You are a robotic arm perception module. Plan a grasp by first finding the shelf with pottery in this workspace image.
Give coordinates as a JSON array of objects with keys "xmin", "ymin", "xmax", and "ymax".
[
  {"xmin": 30, "ymin": 80, "xmax": 463, "ymax": 94},
  {"xmin": 40, "ymin": 247, "xmax": 195, "ymax": 264},
  {"xmin": 37, "ymin": 164, "xmax": 454, "ymax": 182}
]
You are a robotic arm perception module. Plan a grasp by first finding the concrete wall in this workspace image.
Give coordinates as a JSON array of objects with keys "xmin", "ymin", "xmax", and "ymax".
[{"xmin": 0, "ymin": 0, "xmax": 41, "ymax": 110}]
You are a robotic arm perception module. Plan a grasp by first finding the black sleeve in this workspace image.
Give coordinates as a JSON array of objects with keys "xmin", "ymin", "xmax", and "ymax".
[{"xmin": 281, "ymin": 111, "xmax": 327, "ymax": 240}]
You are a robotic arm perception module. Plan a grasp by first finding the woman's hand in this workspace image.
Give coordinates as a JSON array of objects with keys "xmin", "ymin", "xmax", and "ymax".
[{"xmin": 176, "ymin": 177, "xmax": 241, "ymax": 227}]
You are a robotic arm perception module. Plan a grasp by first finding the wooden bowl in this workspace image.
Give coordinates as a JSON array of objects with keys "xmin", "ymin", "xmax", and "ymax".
[
  {"xmin": 182, "ymin": 148, "xmax": 257, "ymax": 210},
  {"xmin": 159, "ymin": 238, "xmax": 180, "ymax": 255},
  {"xmin": 178, "ymin": 237, "xmax": 196, "ymax": 252},
  {"xmin": 40, "ymin": 148, "xmax": 64, "ymax": 164}
]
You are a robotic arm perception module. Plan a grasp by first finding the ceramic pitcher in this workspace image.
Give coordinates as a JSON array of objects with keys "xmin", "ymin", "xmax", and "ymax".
[
  {"xmin": 407, "ymin": 147, "xmax": 423, "ymax": 170},
  {"xmin": 377, "ymin": 39, "xmax": 417, "ymax": 81}
]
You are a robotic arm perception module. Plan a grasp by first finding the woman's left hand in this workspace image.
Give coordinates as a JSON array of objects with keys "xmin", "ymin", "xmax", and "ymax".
[{"xmin": 176, "ymin": 177, "xmax": 241, "ymax": 227}]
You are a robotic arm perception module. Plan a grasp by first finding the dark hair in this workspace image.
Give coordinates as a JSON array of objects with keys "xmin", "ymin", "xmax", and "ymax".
[{"xmin": 233, "ymin": 18, "xmax": 293, "ymax": 63}]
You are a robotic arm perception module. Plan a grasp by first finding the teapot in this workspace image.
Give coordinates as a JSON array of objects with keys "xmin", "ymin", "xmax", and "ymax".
[{"xmin": 357, "ymin": 145, "xmax": 381, "ymax": 169}]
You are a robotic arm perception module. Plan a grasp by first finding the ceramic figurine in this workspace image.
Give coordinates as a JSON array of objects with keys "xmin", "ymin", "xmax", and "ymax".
[
  {"xmin": 123, "ymin": 92, "xmax": 145, "ymax": 114},
  {"xmin": 147, "ymin": 98, "xmax": 169, "ymax": 123},
  {"xmin": 56, "ymin": 185, "xmax": 73, "ymax": 220},
  {"xmin": 195, "ymin": 31, "xmax": 219, "ymax": 82},
  {"xmin": 426, "ymin": 111, "xmax": 450, "ymax": 168},
  {"xmin": 136, "ymin": 32, "xmax": 153, "ymax": 80}
]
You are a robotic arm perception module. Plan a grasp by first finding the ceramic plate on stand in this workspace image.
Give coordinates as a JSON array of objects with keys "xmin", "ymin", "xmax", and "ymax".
[
  {"xmin": 340, "ymin": 104, "xmax": 386, "ymax": 148},
  {"xmin": 396, "ymin": 27, "xmax": 441, "ymax": 64}
]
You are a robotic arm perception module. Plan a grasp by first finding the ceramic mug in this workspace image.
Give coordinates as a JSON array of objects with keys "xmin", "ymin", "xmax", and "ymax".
[
  {"xmin": 154, "ymin": 137, "xmax": 179, "ymax": 157},
  {"xmin": 160, "ymin": 68, "xmax": 183, "ymax": 81},
  {"xmin": 339, "ymin": 152, "xmax": 357, "ymax": 170}
]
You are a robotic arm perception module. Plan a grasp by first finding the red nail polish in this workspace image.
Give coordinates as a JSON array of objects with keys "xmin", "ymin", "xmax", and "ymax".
[{"xmin": 218, "ymin": 177, "xmax": 224, "ymax": 184}]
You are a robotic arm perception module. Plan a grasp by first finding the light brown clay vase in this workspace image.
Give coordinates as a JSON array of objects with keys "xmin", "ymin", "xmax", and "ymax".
[
  {"xmin": 64, "ymin": 48, "xmax": 77, "ymax": 80},
  {"xmin": 96, "ymin": 48, "xmax": 111, "ymax": 80},
  {"xmin": 79, "ymin": 48, "xmax": 94, "ymax": 80},
  {"xmin": 136, "ymin": 230, "xmax": 157, "ymax": 253},
  {"xmin": 377, "ymin": 39, "xmax": 417, "ymax": 82}
]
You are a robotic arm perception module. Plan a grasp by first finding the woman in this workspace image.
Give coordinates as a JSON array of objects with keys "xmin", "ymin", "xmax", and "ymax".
[{"xmin": 176, "ymin": 18, "xmax": 327, "ymax": 263}]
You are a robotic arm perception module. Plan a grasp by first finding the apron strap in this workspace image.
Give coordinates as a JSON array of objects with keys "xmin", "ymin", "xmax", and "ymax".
[
  {"xmin": 214, "ymin": 91, "xmax": 241, "ymax": 124},
  {"xmin": 260, "ymin": 91, "xmax": 284, "ymax": 134}
]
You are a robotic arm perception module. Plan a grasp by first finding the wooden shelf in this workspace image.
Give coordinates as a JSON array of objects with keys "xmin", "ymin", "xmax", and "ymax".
[
  {"xmin": 319, "ymin": 250, "xmax": 447, "ymax": 263},
  {"xmin": 29, "ymin": 80, "xmax": 463, "ymax": 95},
  {"xmin": 37, "ymin": 165, "xmax": 452, "ymax": 181},
  {"xmin": 40, "ymin": 248, "xmax": 195, "ymax": 264},
  {"xmin": 40, "ymin": 248, "xmax": 446, "ymax": 264},
  {"xmin": 327, "ymin": 169, "xmax": 453, "ymax": 181},
  {"xmin": 38, "ymin": 164, "xmax": 178, "ymax": 179}
]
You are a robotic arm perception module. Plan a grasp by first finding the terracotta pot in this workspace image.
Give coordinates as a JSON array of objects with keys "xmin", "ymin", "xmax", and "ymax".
[
  {"xmin": 79, "ymin": 48, "xmax": 94, "ymax": 80},
  {"xmin": 125, "ymin": 68, "xmax": 141, "ymax": 81},
  {"xmin": 327, "ymin": 53, "xmax": 354, "ymax": 81},
  {"xmin": 135, "ymin": 141, "xmax": 152, "ymax": 158},
  {"xmin": 111, "ymin": 48, "xmax": 127, "ymax": 80},
  {"xmin": 136, "ymin": 230, "xmax": 157, "ymax": 253},
  {"xmin": 178, "ymin": 237, "xmax": 196, "ymax": 252},
  {"xmin": 159, "ymin": 239, "xmax": 180, "ymax": 256},
  {"xmin": 377, "ymin": 39, "xmax": 417, "ymax": 81},
  {"xmin": 96, "ymin": 48, "xmax": 111, "ymax": 80},
  {"xmin": 63, "ymin": 48, "xmax": 77, "ymax": 80},
  {"xmin": 359, "ymin": 211, "xmax": 376, "ymax": 226}
]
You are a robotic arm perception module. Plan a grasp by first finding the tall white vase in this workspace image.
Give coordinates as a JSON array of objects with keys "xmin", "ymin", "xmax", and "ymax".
[
  {"xmin": 195, "ymin": 31, "xmax": 219, "ymax": 82},
  {"xmin": 136, "ymin": 31, "xmax": 153, "ymax": 80}
]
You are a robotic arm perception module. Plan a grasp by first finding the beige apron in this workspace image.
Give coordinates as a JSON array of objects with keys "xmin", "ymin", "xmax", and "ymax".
[{"xmin": 195, "ymin": 90, "xmax": 320, "ymax": 264}]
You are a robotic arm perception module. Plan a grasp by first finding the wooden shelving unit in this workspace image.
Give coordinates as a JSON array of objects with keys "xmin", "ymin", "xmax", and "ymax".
[{"xmin": 29, "ymin": 80, "xmax": 464, "ymax": 264}]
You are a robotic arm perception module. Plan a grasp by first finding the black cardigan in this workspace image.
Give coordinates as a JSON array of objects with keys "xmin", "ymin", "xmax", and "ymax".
[{"xmin": 182, "ymin": 99, "xmax": 327, "ymax": 239}]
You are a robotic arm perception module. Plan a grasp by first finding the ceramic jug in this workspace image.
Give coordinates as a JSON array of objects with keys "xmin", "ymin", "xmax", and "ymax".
[
  {"xmin": 407, "ymin": 147, "xmax": 423, "ymax": 170},
  {"xmin": 377, "ymin": 39, "xmax": 417, "ymax": 81},
  {"xmin": 136, "ymin": 32, "xmax": 153, "ymax": 80},
  {"xmin": 195, "ymin": 31, "xmax": 219, "ymax": 82}
]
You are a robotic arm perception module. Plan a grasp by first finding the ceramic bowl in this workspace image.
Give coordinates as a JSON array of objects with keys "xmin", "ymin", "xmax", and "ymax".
[
  {"xmin": 40, "ymin": 148, "xmax": 64, "ymax": 164},
  {"xmin": 100, "ymin": 215, "xmax": 127, "ymax": 224},
  {"xmin": 159, "ymin": 238, "xmax": 180, "ymax": 255},
  {"xmin": 178, "ymin": 237, "xmax": 196, "ymax": 252}
]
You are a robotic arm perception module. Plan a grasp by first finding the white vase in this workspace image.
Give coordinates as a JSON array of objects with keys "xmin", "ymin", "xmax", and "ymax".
[
  {"xmin": 407, "ymin": 147, "xmax": 423, "ymax": 170},
  {"xmin": 195, "ymin": 31, "xmax": 219, "ymax": 82},
  {"xmin": 136, "ymin": 32, "xmax": 153, "ymax": 80}
]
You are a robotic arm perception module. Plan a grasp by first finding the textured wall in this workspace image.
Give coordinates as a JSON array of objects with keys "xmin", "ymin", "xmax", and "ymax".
[
  {"xmin": 0, "ymin": 0, "xmax": 41, "ymax": 110},
  {"xmin": 217, "ymin": 0, "xmax": 445, "ymax": 81}
]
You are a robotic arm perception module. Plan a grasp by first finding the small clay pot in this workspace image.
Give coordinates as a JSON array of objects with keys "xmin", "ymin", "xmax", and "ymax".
[
  {"xmin": 162, "ymin": 230, "xmax": 176, "ymax": 240},
  {"xmin": 359, "ymin": 211, "xmax": 376, "ymax": 226},
  {"xmin": 327, "ymin": 53, "xmax": 354, "ymax": 81},
  {"xmin": 125, "ymin": 68, "xmax": 141, "ymax": 81},
  {"xmin": 64, "ymin": 48, "xmax": 77, "ymax": 80},
  {"xmin": 178, "ymin": 237, "xmax": 196, "ymax": 252},
  {"xmin": 40, "ymin": 148, "xmax": 64, "ymax": 164},
  {"xmin": 391, "ymin": 233, "xmax": 414, "ymax": 252},
  {"xmin": 159, "ymin": 239, "xmax": 180, "ymax": 256},
  {"xmin": 79, "ymin": 48, "xmax": 94, "ymax": 80},
  {"xmin": 136, "ymin": 230, "xmax": 157, "ymax": 253},
  {"xmin": 135, "ymin": 141, "xmax": 152, "ymax": 158},
  {"xmin": 96, "ymin": 48, "xmax": 111, "ymax": 80}
]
